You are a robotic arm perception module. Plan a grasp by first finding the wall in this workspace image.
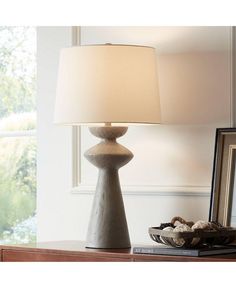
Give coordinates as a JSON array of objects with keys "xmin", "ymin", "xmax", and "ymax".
[
  {"xmin": 37, "ymin": 27, "xmax": 84, "ymax": 241},
  {"xmin": 37, "ymin": 27, "xmax": 232, "ymax": 244}
]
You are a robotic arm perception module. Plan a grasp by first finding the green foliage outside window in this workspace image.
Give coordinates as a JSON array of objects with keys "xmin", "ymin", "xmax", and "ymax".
[
  {"xmin": 0, "ymin": 26, "xmax": 36, "ymax": 244},
  {"xmin": 0, "ymin": 26, "xmax": 36, "ymax": 119}
]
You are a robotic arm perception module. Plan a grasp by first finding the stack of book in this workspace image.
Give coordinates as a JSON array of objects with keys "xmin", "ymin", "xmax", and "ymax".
[{"xmin": 133, "ymin": 244, "xmax": 236, "ymax": 257}]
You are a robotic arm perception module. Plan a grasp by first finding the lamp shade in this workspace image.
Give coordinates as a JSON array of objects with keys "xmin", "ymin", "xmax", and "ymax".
[{"xmin": 54, "ymin": 44, "xmax": 161, "ymax": 125}]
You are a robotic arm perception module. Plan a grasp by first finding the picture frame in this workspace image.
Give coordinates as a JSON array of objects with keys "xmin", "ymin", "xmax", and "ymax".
[{"xmin": 209, "ymin": 128, "xmax": 236, "ymax": 227}]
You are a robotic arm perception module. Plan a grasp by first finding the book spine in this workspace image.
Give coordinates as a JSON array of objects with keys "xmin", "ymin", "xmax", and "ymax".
[{"xmin": 133, "ymin": 247, "xmax": 198, "ymax": 256}]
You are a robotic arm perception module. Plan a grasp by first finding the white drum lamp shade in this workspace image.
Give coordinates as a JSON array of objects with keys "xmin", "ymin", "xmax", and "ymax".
[
  {"xmin": 54, "ymin": 45, "xmax": 161, "ymax": 125},
  {"xmin": 54, "ymin": 44, "xmax": 161, "ymax": 249}
]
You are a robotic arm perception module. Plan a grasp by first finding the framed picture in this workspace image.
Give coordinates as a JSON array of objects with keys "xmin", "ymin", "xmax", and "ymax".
[{"xmin": 209, "ymin": 128, "xmax": 236, "ymax": 227}]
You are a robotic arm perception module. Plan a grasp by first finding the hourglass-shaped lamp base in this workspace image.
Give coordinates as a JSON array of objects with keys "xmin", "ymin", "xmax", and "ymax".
[{"xmin": 84, "ymin": 126, "xmax": 133, "ymax": 249}]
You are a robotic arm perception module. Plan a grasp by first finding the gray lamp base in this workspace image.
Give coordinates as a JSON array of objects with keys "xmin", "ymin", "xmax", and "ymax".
[{"xmin": 84, "ymin": 126, "xmax": 133, "ymax": 249}]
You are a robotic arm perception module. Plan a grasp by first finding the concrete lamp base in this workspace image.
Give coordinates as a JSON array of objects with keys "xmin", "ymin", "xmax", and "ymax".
[{"xmin": 84, "ymin": 126, "xmax": 133, "ymax": 249}]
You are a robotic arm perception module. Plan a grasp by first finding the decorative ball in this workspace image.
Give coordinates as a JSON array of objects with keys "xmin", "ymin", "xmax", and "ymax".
[
  {"xmin": 191, "ymin": 220, "xmax": 212, "ymax": 246},
  {"xmin": 173, "ymin": 224, "xmax": 193, "ymax": 247},
  {"xmin": 191, "ymin": 220, "xmax": 211, "ymax": 230}
]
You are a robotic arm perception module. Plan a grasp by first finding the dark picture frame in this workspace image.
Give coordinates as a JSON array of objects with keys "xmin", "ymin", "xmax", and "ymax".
[{"xmin": 209, "ymin": 128, "xmax": 236, "ymax": 227}]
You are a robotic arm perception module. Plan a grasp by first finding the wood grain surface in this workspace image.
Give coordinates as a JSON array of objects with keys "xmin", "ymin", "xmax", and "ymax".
[{"xmin": 1, "ymin": 241, "xmax": 236, "ymax": 262}]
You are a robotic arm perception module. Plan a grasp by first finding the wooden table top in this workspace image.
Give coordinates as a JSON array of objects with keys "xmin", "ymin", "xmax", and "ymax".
[{"xmin": 1, "ymin": 240, "xmax": 236, "ymax": 261}]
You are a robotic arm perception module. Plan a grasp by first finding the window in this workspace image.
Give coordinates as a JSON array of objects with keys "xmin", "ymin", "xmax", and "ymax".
[{"xmin": 0, "ymin": 27, "xmax": 36, "ymax": 244}]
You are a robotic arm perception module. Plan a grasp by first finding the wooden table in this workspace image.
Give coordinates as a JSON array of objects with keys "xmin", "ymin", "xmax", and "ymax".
[{"xmin": 1, "ymin": 241, "xmax": 236, "ymax": 261}]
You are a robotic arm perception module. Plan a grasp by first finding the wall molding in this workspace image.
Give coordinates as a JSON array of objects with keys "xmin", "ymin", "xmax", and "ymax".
[
  {"xmin": 71, "ymin": 184, "xmax": 211, "ymax": 197},
  {"xmin": 0, "ymin": 130, "xmax": 36, "ymax": 138},
  {"xmin": 71, "ymin": 26, "xmax": 81, "ymax": 187}
]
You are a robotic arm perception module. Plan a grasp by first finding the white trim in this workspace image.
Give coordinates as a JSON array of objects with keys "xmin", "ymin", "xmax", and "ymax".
[
  {"xmin": 71, "ymin": 184, "xmax": 211, "ymax": 197},
  {"xmin": 0, "ymin": 130, "xmax": 36, "ymax": 137},
  {"xmin": 71, "ymin": 26, "xmax": 81, "ymax": 188}
]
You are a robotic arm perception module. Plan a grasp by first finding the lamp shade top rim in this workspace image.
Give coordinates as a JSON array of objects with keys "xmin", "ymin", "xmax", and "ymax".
[
  {"xmin": 54, "ymin": 121, "xmax": 161, "ymax": 126},
  {"xmin": 62, "ymin": 44, "xmax": 156, "ymax": 50}
]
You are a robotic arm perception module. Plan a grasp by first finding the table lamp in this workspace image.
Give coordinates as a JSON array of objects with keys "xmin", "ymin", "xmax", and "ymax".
[{"xmin": 54, "ymin": 44, "xmax": 161, "ymax": 249}]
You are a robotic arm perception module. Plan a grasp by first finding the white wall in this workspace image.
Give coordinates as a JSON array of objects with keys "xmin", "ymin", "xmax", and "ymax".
[
  {"xmin": 37, "ymin": 27, "xmax": 232, "ymax": 244},
  {"xmin": 158, "ymin": 52, "xmax": 230, "ymax": 126},
  {"xmin": 37, "ymin": 27, "xmax": 81, "ymax": 241}
]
